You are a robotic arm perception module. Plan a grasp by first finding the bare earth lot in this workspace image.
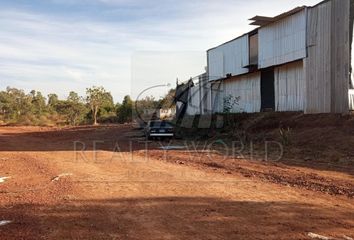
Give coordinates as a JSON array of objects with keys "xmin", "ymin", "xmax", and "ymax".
[{"xmin": 0, "ymin": 125, "xmax": 353, "ymax": 239}]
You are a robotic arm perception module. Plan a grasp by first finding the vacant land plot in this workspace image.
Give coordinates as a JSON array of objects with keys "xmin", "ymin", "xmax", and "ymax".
[{"xmin": 0, "ymin": 124, "xmax": 353, "ymax": 239}]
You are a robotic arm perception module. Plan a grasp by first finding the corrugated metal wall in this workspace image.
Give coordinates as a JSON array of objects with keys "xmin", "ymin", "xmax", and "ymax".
[
  {"xmin": 201, "ymin": 0, "xmax": 352, "ymax": 115},
  {"xmin": 219, "ymin": 72, "xmax": 261, "ymax": 113},
  {"xmin": 208, "ymin": 51, "xmax": 224, "ymax": 81},
  {"xmin": 208, "ymin": 35, "xmax": 249, "ymax": 81},
  {"xmin": 258, "ymin": 10, "xmax": 307, "ymax": 69},
  {"xmin": 305, "ymin": 1, "xmax": 332, "ymax": 113},
  {"xmin": 351, "ymin": 16, "xmax": 354, "ymax": 88},
  {"xmin": 351, "ymin": 0, "xmax": 354, "ymax": 90},
  {"xmin": 305, "ymin": 0, "xmax": 350, "ymax": 113},
  {"xmin": 331, "ymin": 0, "xmax": 350, "ymax": 113},
  {"xmin": 211, "ymin": 82, "xmax": 223, "ymax": 113},
  {"xmin": 200, "ymin": 77, "xmax": 212, "ymax": 115},
  {"xmin": 186, "ymin": 84, "xmax": 201, "ymax": 115},
  {"xmin": 349, "ymin": 90, "xmax": 354, "ymax": 110},
  {"xmin": 275, "ymin": 61, "xmax": 305, "ymax": 111},
  {"xmin": 349, "ymin": 0, "xmax": 353, "ymax": 109}
]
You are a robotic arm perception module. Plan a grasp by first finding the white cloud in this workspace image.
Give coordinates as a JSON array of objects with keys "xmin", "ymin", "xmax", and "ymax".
[{"xmin": 0, "ymin": 0, "xmax": 322, "ymax": 101}]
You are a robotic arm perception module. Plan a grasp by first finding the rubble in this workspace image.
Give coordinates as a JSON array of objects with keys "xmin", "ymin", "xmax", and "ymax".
[{"xmin": 51, "ymin": 173, "xmax": 73, "ymax": 182}]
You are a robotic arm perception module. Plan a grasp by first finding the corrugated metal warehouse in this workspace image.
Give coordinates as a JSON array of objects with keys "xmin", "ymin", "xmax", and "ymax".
[{"xmin": 180, "ymin": 0, "xmax": 354, "ymax": 115}]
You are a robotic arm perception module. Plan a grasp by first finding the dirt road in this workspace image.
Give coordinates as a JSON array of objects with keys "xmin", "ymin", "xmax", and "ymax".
[{"xmin": 0, "ymin": 126, "xmax": 353, "ymax": 239}]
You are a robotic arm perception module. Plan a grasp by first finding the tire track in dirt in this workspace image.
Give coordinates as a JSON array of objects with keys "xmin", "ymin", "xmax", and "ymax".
[{"xmin": 1, "ymin": 126, "xmax": 354, "ymax": 239}]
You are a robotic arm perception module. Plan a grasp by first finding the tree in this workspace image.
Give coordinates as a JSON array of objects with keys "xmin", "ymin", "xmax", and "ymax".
[
  {"xmin": 0, "ymin": 87, "xmax": 32, "ymax": 121},
  {"xmin": 159, "ymin": 88, "xmax": 176, "ymax": 109},
  {"xmin": 47, "ymin": 94, "xmax": 59, "ymax": 113},
  {"xmin": 48, "ymin": 94, "xmax": 58, "ymax": 106},
  {"xmin": 31, "ymin": 90, "xmax": 47, "ymax": 115},
  {"xmin": 67, "ymin": 91, "xmax": 80, "ymax": 103},
  {"xmin": 0, "ymin": 86, "xmax": 116, "ymax": 126},
  {"xmin": 66, "ymin": 91, "xmax": 87, "ymax": 125},
  {"xmin": 223, "ymin": 95, "xmax": 240, "ymax": 113},
  {"xmin": 86, "ymin": 86, "xmax": 111, "ymax": 125},
  {"xmin": 53, "ymin": 91, "xmax": 88, "ymax": 126},
  {"xmin": 136, "ymin": 96, "xmax": 158, "ymax": 110},
  {"xmin": 99, "ymin": 92, "xmax": 115, "ymax": 119},
  {"xmin": 117, "ymin": 95, "xmax": 133, "ymax": 123}
]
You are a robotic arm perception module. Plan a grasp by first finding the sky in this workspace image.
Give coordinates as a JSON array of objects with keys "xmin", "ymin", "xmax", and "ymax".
[{"xmin": 0, "ymin": 0, "xmax": 322, "ymax": 103}]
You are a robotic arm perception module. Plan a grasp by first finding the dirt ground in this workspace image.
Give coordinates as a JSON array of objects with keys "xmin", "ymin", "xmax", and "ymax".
[{"xmin": 0, "ymin": 124, "xmax": 353, "ymax": 239}]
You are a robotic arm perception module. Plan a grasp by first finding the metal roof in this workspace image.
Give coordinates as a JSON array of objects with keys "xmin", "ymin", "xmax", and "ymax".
[
  {"xmin": 249, "ymin": 6, "xmax": 306, "ymax": 26},
  {"xmin": 206, "ymin": 0, "xmax": 331, "ymax": 53}
]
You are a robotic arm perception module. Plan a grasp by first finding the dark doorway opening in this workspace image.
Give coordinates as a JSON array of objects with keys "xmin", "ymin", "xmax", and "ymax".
[{"xmin": 261, "ymin": 68, "xmax": 275, "ymax": 111}]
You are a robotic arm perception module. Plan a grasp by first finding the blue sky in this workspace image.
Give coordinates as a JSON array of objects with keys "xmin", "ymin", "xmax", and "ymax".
[{"xmin": 0, "ymin": 0, "xmax": 321, "ymax": 102}]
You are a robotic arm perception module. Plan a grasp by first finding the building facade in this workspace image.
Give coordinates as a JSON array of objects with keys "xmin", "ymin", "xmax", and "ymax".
[{"xmin": 183, "ymin": 0, "xmax": 354, "ymax": 115}]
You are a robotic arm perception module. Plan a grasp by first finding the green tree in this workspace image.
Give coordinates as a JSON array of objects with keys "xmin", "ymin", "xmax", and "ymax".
[
  {"xmin": 117, "ymin": 95, "xmax": 133, "ymax": 123},
  {"xmin": 31, "ymin": 90, "xmax": 47, "ymax": 115},
  {"xmin": 47, "ymin": 93, "xmax": 59, "ymax": 113},
  {"xmin": 66, "ymin": 92, "xmax": 87, "ymax": 125},
  {"xmin": 136, "ymin": 96, "xmax": 158, "ymax": 110},
  {"xmin": 98, "ymin": 92, "xmax": 115, "ymax": 120},
  {"xmin": 67, "ymin": 91, "xmax": 80, "ymax": 103},
  {"xmin": 86, "ymin": 86, "xmax": 111, "ymax": 125},
  {"xmin": 48, "ymin": 94, "xmax": 58, "ymax": 106},
  {"xmin": 53, "ymin": 91, "xmax": 88, "ymax": 126},
  {"xmin": 0, "ymin": 87, "xmax": 32, "ymax": 121}
]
